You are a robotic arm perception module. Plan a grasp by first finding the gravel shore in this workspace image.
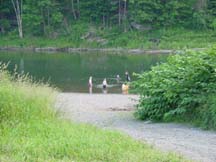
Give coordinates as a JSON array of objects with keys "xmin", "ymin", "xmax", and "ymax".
[{"xmin": 56, "ymin": 93, "xmax": 216, "ymax": 162}]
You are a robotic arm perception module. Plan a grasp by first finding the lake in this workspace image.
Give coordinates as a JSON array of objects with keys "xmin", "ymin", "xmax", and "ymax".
[{"xmin": 0, "ymin": 51, "xmax": 168, "ymax": 93}]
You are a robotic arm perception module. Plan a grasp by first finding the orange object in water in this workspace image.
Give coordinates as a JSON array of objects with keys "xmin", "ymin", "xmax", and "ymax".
[{"xmin": 122, "ymin": 84, "xmax": 129, "ymax": 91}]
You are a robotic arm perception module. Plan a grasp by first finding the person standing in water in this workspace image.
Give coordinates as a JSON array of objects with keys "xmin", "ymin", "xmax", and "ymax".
[
  {"xmin": 89, "ymin": 76, "xmax": 93, "ymax": 87},
  {"xmin": 88, "ymin": 76, "xmax": 93, "ymax": 93},
  {"xmin": 122, "ymin": 71, "xmax": 130, "ymax": 94},
  {"xmin": 102, "ymin": 78, "xmax": 108, "ymax": 89},
  {"xmin": 102, "ymin": 78, "xmax": 108, "ymax": 94},
  {"xmin": 125, "ymin": 71, "xmax": 131, "ymax": 82}
]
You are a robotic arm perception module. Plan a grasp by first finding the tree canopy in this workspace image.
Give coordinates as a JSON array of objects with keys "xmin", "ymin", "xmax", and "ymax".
[{"xmin": 0, "ymin": 0, "xmax": 215, "ymax": 37}]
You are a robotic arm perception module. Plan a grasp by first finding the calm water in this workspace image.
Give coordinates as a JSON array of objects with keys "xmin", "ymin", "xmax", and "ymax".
[{"xmin": 0, "ymin": 51, "xmax": 168, "ymax": 93}]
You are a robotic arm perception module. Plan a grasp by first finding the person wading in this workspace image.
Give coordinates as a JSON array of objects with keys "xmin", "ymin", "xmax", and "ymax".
[
  {"xmin": 125, "ymin": 71, "xmax": 131, "ymax": 82},
  {"xmin": 102, "ymin": 78, "xmax": 108, "ymax": 89},
  {"xmin": 88, "ymin": 76, "xmax": 93, "ymax": 93}
]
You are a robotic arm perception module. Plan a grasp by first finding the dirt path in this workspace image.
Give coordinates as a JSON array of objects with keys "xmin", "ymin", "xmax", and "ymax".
[{"xmin": 56, "ymin": 93, "xmax": 216, "ymax": 162}]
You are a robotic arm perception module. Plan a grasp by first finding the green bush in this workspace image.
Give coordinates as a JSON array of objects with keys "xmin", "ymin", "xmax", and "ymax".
[
  {"xmin": 195, "ymin": 95, "xmax": 216, "ymax": 129},
  {"xmin": 132, "ymin": 47, "xmax": 216, "ymax": 129}
]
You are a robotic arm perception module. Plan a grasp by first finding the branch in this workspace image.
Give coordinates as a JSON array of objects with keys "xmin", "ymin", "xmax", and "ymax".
[{"xmin": 11, "ymin": 0, "xmax": 18, "ymax": 17}]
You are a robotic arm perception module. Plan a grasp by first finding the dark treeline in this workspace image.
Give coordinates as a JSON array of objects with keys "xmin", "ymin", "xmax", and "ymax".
[{"xmin": 0, "ymin": 0, "xmax": 216, "ymax": 38}]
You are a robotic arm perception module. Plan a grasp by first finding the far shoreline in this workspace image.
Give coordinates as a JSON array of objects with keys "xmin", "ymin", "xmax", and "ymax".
[{"xmin": 0, "ymin": 46, "xmax": 206, "ymax": 54}]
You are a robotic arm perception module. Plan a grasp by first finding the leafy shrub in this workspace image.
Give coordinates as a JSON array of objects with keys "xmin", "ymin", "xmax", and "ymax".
[
  {"xmin": 191, "ymin": 11, "xmax": 208, "ymax": 29},
  {"xmin": 210, "ymin": 18, "xmax": 216, "ymax": 30},
  {"xmin": 195, "ymin": 95, "xmax": 216, "ymax": 130},
  {"xmin": 132, "ymin": 47, "xmax": 216, "ymax": 127}
]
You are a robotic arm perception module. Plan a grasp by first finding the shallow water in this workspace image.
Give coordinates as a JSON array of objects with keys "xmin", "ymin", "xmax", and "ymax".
[{"xmin": 0, "ymin": 51, "xmax": 168, "ymax": 93}]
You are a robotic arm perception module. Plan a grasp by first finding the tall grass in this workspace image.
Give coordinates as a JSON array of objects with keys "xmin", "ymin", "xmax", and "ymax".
[
  {"xmin": 0, "ymin": 63, "xmax": 56, "ymax": 125},
  {"xmin": 0, "ymin": 65, "xmax": 187, "ymax": 162}
]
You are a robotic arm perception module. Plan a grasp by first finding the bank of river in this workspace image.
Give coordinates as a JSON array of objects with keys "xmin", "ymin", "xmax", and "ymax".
[{"xmin": 0, "ymin": 46, "xmax": 206, "ymax": 54}]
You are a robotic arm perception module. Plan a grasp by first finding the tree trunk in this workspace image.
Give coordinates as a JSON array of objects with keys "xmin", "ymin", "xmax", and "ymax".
[
  {"xmin": 41, "ymin": 7, "xmax": 46, "ymax": 35},
  {"xmin": 77, "ymin": 0, "xmax": 80, "ymax": 19},
  {"xmin": 103, "ymin": 14, "xmax": 106, "ymax": 27},
  {"xmin": 71, "ymin": 0, "xmax": 77, "ymax": 20},
  {"xmin": 0, "ymin": 13, "xmax": 5, "ymax": 33},
  {"xmin": 11, "ymin": 0, "xmax": 23, "ymax": 38},
  {"xmin": 47, "ymin": 7, "xmax": 51, "ymax": 36},
  {"xmin": 123, "ymin": 0, "xmax": 127, "ymax": 32},
  {"xmin": 195, "ymin": 0, "xmax": 208, "ymax": 10},
  {"xmin": 118, "ymin": 0, "xmax": 121, "ymax": 27},
  {"xmin": 47, "ymin": 7, "xmax": 50, "ymax": 27}
]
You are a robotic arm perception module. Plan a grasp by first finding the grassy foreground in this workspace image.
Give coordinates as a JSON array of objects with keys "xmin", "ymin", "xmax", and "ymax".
[
  {"xmin": 0, "ymin": 27, "xmax": 216, "ymax": 49},
  {"xmin": 0, "ymin": 65, "xmax": 186, "ymax": 162}
]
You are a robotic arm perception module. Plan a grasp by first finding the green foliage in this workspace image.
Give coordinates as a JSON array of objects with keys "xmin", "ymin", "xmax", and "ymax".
[
  {"xmin": 23, "ymin": 0, "xmax": 63, "ymax": 36},
  {"xmin": 130, "ymin": 0, "xmax": 193, "ymax": 27},
  {"xmin": 194, "ymin": 95, "xmax": 216, "ymax": 130},
  {"xmin": 0, "ymin": 1, "xmax": 12, "ymax": 33},
  {"xmin": 191, "ymin": 11, "xmax": 209, "ymax": 29},
  {"xmin": 0, "ymin": 19, "xmax": 10, "ymax": 32},
  {"xmin": 211, "ymin": 18, "xmax": 216, "ymax": 30},
  {"xmin": 1, "ymin": 27, "xmax": 215, "ymax": 49},
  {"xmin": 0, "ymin": 65, "xmax": 186, "ymax": 162},
  {"xmin": 1, "ymin": 0, "xmax": 216, "ymax": 37},
  {"xmin": 132, "ymin": 47, "xmax": 216, "ymax": 129}
]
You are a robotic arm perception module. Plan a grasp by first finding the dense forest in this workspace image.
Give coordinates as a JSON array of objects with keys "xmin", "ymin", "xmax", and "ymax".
[{"xmin": 1, "ymin": 0, "xmax": 216, "ymax": 38}]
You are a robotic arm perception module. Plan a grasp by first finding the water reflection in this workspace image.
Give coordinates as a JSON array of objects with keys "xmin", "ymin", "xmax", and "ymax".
[
  {"xmin": 102, "ymin": 88, "xmax": 108, "ymax": 94},
  {"xmin": 19, "ymin": 58, "xmax": 24, "ymax": 75},
  {"xmin": 89, "ymin": 86, "xmax": 92, "ymax": 94}
]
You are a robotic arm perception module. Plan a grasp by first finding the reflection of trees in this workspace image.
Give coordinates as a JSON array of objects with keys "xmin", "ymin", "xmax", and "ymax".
[
  {"xmin": 19, "ymin": 57, "xmax": 24, "ymax": 74},
  {"xmin": 80, "ymin": 53, "xmax": 168, "ymax": 82},
  {"xmin": 81, "ymin": 54, "xmax": 109, "ymax": 71}
]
